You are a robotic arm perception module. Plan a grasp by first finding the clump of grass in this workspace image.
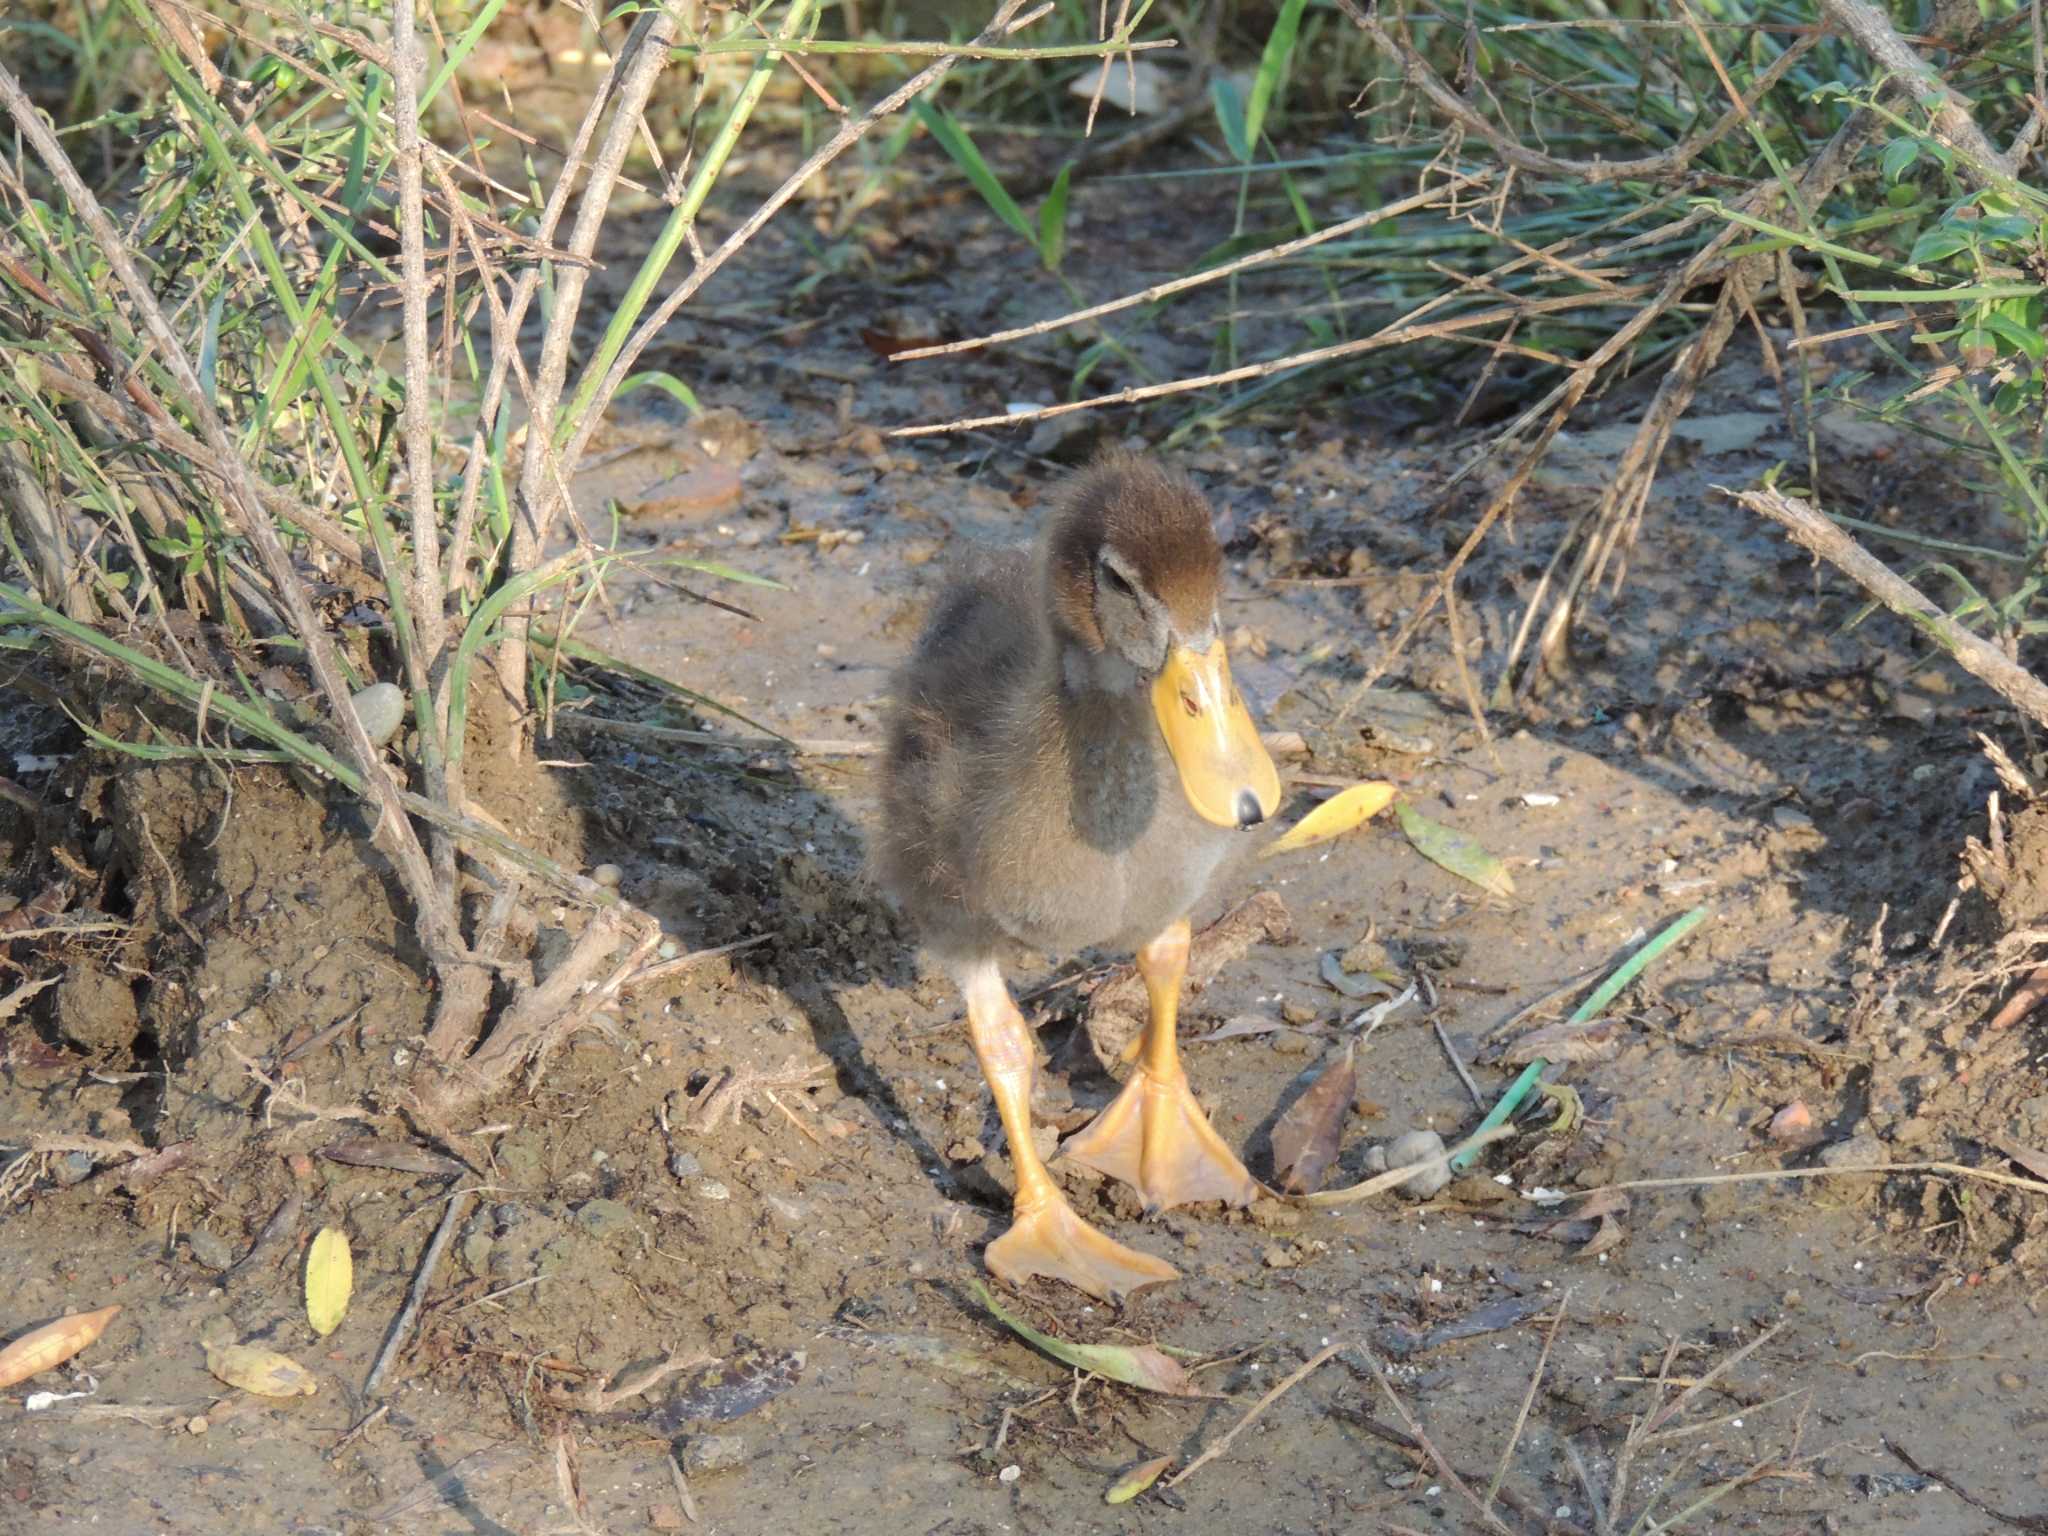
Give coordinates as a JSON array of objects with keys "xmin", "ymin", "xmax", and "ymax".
[
  {"xmin": 886, "ymin": 0, "xmax": 2047, "ymax": 714},
  {"xmin": 0, "ymin": 0, "xmax": 1152, "ymax": 1117}
]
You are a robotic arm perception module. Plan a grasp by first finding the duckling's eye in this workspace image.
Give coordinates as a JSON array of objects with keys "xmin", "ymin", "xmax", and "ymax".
[{"xmin": 1099, "ymin": 562, "xmax": 1135, "ymax": 598}]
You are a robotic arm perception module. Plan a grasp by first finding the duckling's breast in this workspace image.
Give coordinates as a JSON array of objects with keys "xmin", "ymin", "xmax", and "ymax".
[{"xmin": 980, "ymin": 692, "xmax": 1242, "ymax": 957}]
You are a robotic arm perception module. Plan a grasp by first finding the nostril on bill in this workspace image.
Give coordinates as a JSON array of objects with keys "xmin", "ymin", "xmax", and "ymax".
[{"xmin": 1234, "ymin": 790, "xmax": 1265, "ymax": 829}]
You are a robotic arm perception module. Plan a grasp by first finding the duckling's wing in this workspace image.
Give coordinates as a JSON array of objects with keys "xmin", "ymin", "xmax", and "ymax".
[{"xmin": 875, "ymin": 544, "xmax": 1043, "ymax": 957}]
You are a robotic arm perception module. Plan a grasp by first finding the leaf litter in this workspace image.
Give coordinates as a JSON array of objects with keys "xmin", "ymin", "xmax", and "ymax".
[
  {"xmin": 1269, "ymin": 1042, "xmax": 1355, "ymax": 1195},
  {"xmin": 967, "ymin": 1280, "xmax": 1213, "ymax": 1397}
]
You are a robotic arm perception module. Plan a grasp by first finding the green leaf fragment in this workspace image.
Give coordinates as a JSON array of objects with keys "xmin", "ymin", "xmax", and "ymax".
[{"xmin": 1394, "ymin": 800, "xmax": 1515, "ymax": 897}]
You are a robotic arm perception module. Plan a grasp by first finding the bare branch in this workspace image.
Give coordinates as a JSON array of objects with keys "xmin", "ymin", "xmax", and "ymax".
[
  {"xmin": 0, "ymin": 57, "xmax": 463, "ymax": 970},
  {"xmin": 1818, "ymin": 0, "xmax": 2018, "ymax": 186},
  {"xmin": 1725, "ymin": 483, "xmax": 2048, "ymax": 730}
]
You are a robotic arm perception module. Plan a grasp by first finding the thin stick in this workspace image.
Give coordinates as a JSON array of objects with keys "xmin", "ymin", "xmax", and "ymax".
[
  {"xmin": 667, "ymin": 1449, "xmax": 701, "ymax": 1526},
  {"xmin": 363, "ymin": 1190, "xmax": 470, "ymax": 1398},
  {"xmin": 1355, "ymin": 1344, "xmax": 1514, "ymax": 1534},
  {"xmin": 1484, "ymin": 1291, "xmax": 1568, "ymax": 1514},
  {"xmin": 559, "ymin": 716, "xmax": 878, "ymax": 756},
  {"xmin": 1581, "ymin": 1159, "xmax": 2048, "ymax": 1200},
  {"xmin": 620, "ymin": 934, "xmax": 772, "ymax": 991},
  {"xmin": 1725, "ymin": 485, "xmax": 2048, "ymax": 730},
  {"xmin": 1433, "ymin": 1015, "xmax": 1486, "ymax": 1111},
  {"xmin": 890, "ymin": 287, "xmax": 1643, "ymax": 437},
  {"xmin": 1163, "ymin": 1340, "xmax": 1344, "ymax": 1489},
  {"xmin": 893, "ymin": 172, "xmax": 1488, "ymax": 362},
  {"xmin": 561, "ymin": 1, "xmax": 1037, "ymax": 477}
]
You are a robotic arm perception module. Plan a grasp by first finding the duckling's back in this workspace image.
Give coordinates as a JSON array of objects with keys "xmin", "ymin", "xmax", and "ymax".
[{"xmin": 875, "ymin": 541, "xmax": 1048, "ymax": 966}]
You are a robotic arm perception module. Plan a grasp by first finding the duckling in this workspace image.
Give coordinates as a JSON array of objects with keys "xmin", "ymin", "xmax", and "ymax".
[{"xmin": 877, "ymin": 453, "xmax": 1281, "ymax": 1300}]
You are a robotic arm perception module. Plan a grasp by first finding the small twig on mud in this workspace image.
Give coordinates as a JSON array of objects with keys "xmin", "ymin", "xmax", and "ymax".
[
  {"xmin": 1886, "ymin": 1441, "xmax": 2048, "ymax": 1535},
  {"xmin": 544, "ymin": 1346, "xmax": 714, "ymax": 1412},
  {"xmin": 1353, "ymin": 1343, "xmax": 1514, "ymax": 1535},
  {"xmin": 560, "ymin": 716, "xmax": 877, "ymax": 756},
  {"xmin": 1480, "ymin": 965, "xmax": 1609, "ymax": 1043},
  {"xmin": 1485, "ymin": 1291, "xmax": 1568, "ymax": 1515},
  {"xmin": 1724, "ymin": 485, "xmax": 2048, "ymax": 731},
  {"xmin": 551, "ymin": 1432, "xmax": 604, "ymax": 1536},
  {"xmin": 891, "ymin": 173, "xmax": 1489, "ymax": 363},
  {"xmin": 327, "ymin": 1402, "xmax": 389, "ymax": 1459},
  {"xmin": 1432, "ymin": 1015, "xmax": 1486, "ymax": 1111},
  {"xmin": 621, "ymin": 935, "xmax": 773, "ymax": 993},
  {"xmin": 225, "ymin": 1042, "xmax": 379, "ymax": 1131},
  {"xmin": 667, "ymin": 1449, "xmax": 701, "ymax": 1526},
  {"xmin": 1580, "ymin": 1160, "xmax": 2048, "ymax": 1200},
  {"xmin": 1164, "ymin": 1340, "xmax": 1345, "ymax": 1490},
  {"xmin": 680, "ymin": 1056, "xmax": 834, "ymax": 1135},
  {"xmin": 363, "ymin": 1190, "xmax": 471, "ymax": 1399}
]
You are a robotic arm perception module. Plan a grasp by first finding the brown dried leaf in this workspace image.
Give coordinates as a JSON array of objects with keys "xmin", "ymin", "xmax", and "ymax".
[
  {"xmin": 1577, "ymin": 1213, "xmax": 1628, "ymax": 1259},
  {"xmin": 319, "ymin": 1138, "xmax": 467, "ymax": 1178},
  {"xmin": 1502, "ymin": 1015, "xmax": 1623, "ymax": 1065},
  {"xmin": 1993, "ymin": 1137, "xmax": 2048, "ymax": 1185},
  {"xmin": 1270, "ymin": 1046, "xmax": 1356, "ymax": 1196}
]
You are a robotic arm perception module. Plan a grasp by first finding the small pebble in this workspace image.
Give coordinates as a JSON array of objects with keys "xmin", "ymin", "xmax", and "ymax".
[
  {"xmin": 1767, "ymin": 1100, "xmax": 1814, "ymax": 1142},
  {"xmin": 1385, "ymin": 1130, "xmax": 1451, "ymax": 1201},
  {"xmin": 2000, "ymin": 1371, "xmax": 2024, "ymax": 1391},
  {"xmin": 186, "ymin": 1230, "xmax": 236, "ymax": 1271},
  {"xmin": 998, "ymin": 1465, "xmax": 1021, "ymax": 1484},
  {"xmin": 186, "ymin": 1417, "xmax": 209, "ymax": 1435},
  {"xmin": 698, "ymin": 1180, "xmax": 732, "ymax": 1201},
  {"xmin": 591, "ymin": 863, "xmax": 623, "ymax": 888},
  {"xmin": 669, "ymin": 1151, "xmax": 702, "ymax": 1180},
  {"xmin": 348, "ymin": 682, "xmax": 406, "ymax": 747}
]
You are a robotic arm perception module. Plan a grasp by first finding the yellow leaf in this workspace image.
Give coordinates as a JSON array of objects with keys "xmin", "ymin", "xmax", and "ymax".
[
  {"xmin": 1105, "ymin": 1454, "xmax": 1172, "ymax": 1504},
  {"xmin": 305, "ymin": 1227, "xmax": 352, "ymax": 1338},
  {"xmin": 0, "ymin": 1304, "xmax": 120, "ymax": 1389},
  {"xmin": 1261, "ymin": 780, "xmax": 1397, "ymax": 857},
  {"xmin": 206, "ymin": 1344, "xmax": 318, "ymax": 1397}
]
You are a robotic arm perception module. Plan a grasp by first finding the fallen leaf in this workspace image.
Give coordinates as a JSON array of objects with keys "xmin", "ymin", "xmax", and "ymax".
[
  {"xmin": 1380, "ymin": 1293, "xmax": 1553, "ymax": 1359},
  {"xmin": 652, "ymin": 1348, "xmax": 805, "ymax": 1431},
  {"xmin": 1270, "ymin": 1046, "xmax": 1355, "ymax": 1195},
  {"xmin": 1502, "ymin": 1015, "xmax": 1622, "ymax": 1065},
  {"xmin": 206, "ymin": 1343, "xmax": 317, "ymax": 1397},
  {"xmin": 1993, "ymin": 1137, "xmax": 2048, "ymax": 1184},
  {"xmin": 1395, "ymin": 800, "xmax": 1515, "ymax": 896},
  {"xmin": 0, "ymin": 976, "xmax": 57, "ymax": 1024},
  {"xmin": 1263, "ymin": 781, "xmax": 1397, "ymax": 858},
  {"xmin": 1196, "ymin": 1014, "xmax": 1300, "ymax": 1044},
  {"xmin": 1578, "ymin": 1212, "xmax": 1628, "ymax": 1259},
  {"xmin": 319, "ymin": 1138, "xmax": 467, "ymax": 1178},
  {"xmin": 1319, "ymin": 951, "xmax": 1397, "ymax": 1000},
  {"xmin": 968, "ymin": 1281, "xmax": 1210, "ymax": 1396},
  {"xmin": 1106, "ymin": 1455, "xmax": 1172, "ymax": 1504},
  {"xmin": 0, "ymin": 1304, "xmax": 120, "ymax": 1388},
  {"xmin": 304, "ymin": 1227, "xmax": 351, "ymax": 1338}
]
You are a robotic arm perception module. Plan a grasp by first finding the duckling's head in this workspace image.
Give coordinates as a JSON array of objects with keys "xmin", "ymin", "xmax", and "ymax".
[{"xmin": 1043, "ymin": 454, "xmax": 1282, "ymax": 831}]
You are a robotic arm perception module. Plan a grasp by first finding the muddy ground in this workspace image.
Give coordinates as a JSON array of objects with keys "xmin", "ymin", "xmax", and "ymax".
[{"xmin": 6, "ymin": 132, "xmax": 2048, "ymax": 1536}]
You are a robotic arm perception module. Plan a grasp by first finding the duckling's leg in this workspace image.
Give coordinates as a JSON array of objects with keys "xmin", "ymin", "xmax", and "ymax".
[
  {"xmin": 961, "ymin": 962, "xmax": 1178, "ymax": 1301},
  {"xmin": 1060, "ymin": 918, "xmax": 1261, "ymax": 1212}
]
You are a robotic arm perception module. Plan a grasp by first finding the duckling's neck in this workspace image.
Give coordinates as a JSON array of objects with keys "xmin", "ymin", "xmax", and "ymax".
[
  {"xmin": 1060, "ymin": 640, "xmax": 1141, "ymax": 697},
  {"xmin": 1054, "ymin": 638, "xmax": 1170, "ymax": 855}
]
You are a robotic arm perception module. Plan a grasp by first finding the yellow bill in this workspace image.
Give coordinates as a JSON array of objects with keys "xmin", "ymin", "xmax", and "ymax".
[{"xmin": 1151, "ymin": 640, "xmax": 1282, "ymax": 829}]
